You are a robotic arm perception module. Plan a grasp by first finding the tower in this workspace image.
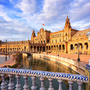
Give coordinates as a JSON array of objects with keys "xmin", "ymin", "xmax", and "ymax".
[
  {"xmin": 31, "ymin": 29, "xmax": 36, "ymax": 43},
  {"xmin": 64, "ymin": 15, "xmax": 72, "ymax": 41}
]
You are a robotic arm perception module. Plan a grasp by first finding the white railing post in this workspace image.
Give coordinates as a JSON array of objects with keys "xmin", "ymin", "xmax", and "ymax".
[
  {"xmin": 77, "ymin": 82, "xmax": 82, "ymax": 90},
  {"xmin": 68, "ymin": 81, "xmax": 73, "ymax": 90},
  {"xmin": 23, "ymin": 75, "xmax": 29, "ymax": 90},
  {"xmin": 15, "ymin": 75, "xmax": 21, "ymax": 90},
  {"xmin": 8, "ymin": 74, "xmax": 14, "ymax": 90},
  {"xmin": 31, "ymin": 76, "xmax": 37, "ymax": 90},
  {"xmin": 58, "ymin": 79, "xmax": 63, "ymax": 90},
  {"xmin": 40, "ymin": 77, "xmax": 45, "ymax": 90},
  {"xmin": 48, "ymin": 78, "xmax": 54, "ymax": 90},
  {"xmin": 1, "ymin": 74, "xmax": 7, "ymax": 90}
]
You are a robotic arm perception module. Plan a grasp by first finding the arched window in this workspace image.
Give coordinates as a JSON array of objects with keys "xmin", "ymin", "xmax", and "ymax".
[
  {"xmin": 55, "ymin": 39, "xmax": 57, "ymax": 43},
  {"xmin": 66, "ymin": 33, "xmax": 67, "ymax": 36}
]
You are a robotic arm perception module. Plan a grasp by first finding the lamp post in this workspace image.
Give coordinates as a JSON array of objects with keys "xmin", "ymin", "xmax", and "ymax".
[
  {"xmin": 5, "ymin": 40, "xmax": 7, "ymax": 61},
  {"xmin": 77, "ymin": 43, "xmax": 80, "ymax": 61}
]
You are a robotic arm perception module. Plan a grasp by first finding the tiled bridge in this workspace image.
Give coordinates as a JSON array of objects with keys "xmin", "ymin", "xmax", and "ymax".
[{"xmin": 0, "ymin": 68, "xmax": 88, "ymax": 90}]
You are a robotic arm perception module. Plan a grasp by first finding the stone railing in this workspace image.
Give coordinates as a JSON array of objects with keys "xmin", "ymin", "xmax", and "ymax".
[{"xmin": 0, "ymin": 68, "xmax": 88, "ymax": 90}]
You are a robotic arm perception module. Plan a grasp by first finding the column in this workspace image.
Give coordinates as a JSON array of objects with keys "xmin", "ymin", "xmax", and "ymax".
[
  {"xmin": 58, "ymin": 79, "xmax": 63, "ymax": 90},
  {"xmin": 29, "ymin": 46, "xmax": 31, "ymax": 52},
  {"xmin": 77, "ymin": 82, "xmax": 82, "ymax": 90},
  {"xmin": 36, "ymin": 46, "xmax": 37, "ymax": 53},
  {"xmin": 73, "ymin": 44, "xmax": 74, "ymax": 53},
  {"xmin": 40, "ymin": 77, "xmax": 45, "ymax": 90},
  {"xmin": 23, "ymin": 75, "xmax": 29, "ymax": 90},
  {"xmin": 48, "ymin": 78, "xmax": 54, "ymax": 90},
  {"xmin": 61, "ymin": 44, "xmax": 62, "ymax": 53},
  {"xmin": 68, "ymin": 81, "xmax": 73, "ymax": 90},
  {"xmin": 45, "ymin": 46, "xmax": 46, "ymax": 52},
  {"xmin": 82, "ymin": 43, "xmax": 84, "ymax": 54},
  {"xmin": 42, "ymin": 46, "xmax": 43, "ymax": 52},
  {"xmin": 31, "ymin": 76, "xmax": 37, "ymax": 90},
  {"xmin": 58, "ymin": 45, "xmax": 59, "ymax": 55},
  {"xmin": 39, "ymin": 46, "xmax": 40, "ymax": 53},
  {"xmin": 8, "ymin": 74, "xmax": 14, "ymax": 90},
  {"xmin": 51, "ymin": 46, "xmax": 52, "ymax": 52},
  {"xmin": 33, "ymin": 46, "xmax": 34, "ymax": 52},
  {"xmin": 15, "ymin": 75, "xmax": 21, "ymax": 90},
  {"xmin": 1, "ymin": 74, "xmax": 7, "ymax": 90}
]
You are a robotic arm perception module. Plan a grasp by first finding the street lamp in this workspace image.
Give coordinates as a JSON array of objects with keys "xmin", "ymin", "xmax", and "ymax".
[
  {"xmin": 5, "ymin": 40, "xmax": 7, "ymax": 61},
  {"xmin": 77, "ymin": 43, "xmax": 80, "ymax": 61}
]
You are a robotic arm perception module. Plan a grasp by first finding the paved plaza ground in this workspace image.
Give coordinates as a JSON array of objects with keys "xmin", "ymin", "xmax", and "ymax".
[
  {"xmin": 47, "ymin": 53, "xmax": 90, "ymax": 65},
  {"xmin": 0, "ymin": 55, "xmax": 16, "ymax": 68}
]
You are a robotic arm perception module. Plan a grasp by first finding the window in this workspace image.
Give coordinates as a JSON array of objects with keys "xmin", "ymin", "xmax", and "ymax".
[
  {"xmin": 55, "ymin": 39, "xmax": 57, "ymax": 43},
  {"xmin": 52, "ymin": 40, "xmax": 53, "ymax": 43},
  {"xmin": 44, "ymin": 40, "xmax": 45, "ymax": 43},
  {"xmin": 47, "ymin": 40, "xmax": 49, "ymax": 43},
  {"xmin": 59, "ymin": 39, "xmax": 61, "ymax": 42},
  {"xmin": 60, "ymin": 34, "xmax": 61, "ymax": 37},
  {"xmin": 66, "ymin": 33, "xmax": 67, "ymax": 36}
]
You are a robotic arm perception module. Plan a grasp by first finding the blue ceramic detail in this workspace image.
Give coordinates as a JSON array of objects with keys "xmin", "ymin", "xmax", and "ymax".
[{"xmin": 0, "ymin": 68, "xmax": 88, "ymax": 83}]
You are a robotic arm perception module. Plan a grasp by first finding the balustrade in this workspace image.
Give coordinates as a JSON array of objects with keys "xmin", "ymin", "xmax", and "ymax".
[
  {"xmin": 48, "ymin": 78, "xmax": 54, "ymax": 90},
  {"xmin": 58, "ymin": 79, "xmax": 63, "ymax": 90},
  {"xmin": 1, "ymin": 74, "xmax": 7, "ymax": 90},
  {"xmin": 0, "ymin": 68, "xmax": 88, "ymax": 90},
  {"xmin": 8, "ymin": 74, "xmax": 14, "ymax": 90},
  {"xmin": 40, "ymin": 77, "xmax": 45, "ymax": 90},
  {"xmin": 15, "ymin": 75, "xmax": 21, "ymax": 90},
  {"xmin": 31, "ymin": 76, "xmax": 37, "ymax": 90},
  {"xmin": 23, "ymin": 75, "xmax": 29, "ymax": 90}
]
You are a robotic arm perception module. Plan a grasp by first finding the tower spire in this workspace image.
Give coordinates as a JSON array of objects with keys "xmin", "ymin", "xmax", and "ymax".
[
  {"xmin": 64, "ymin": 15, "xmax": 71, "ymax": 28},
  {"xmin": 32, "ymin": 28, "xmax": 36, "ymax": 37},
  {"xmin": 67, "ymin": 13, "xmax": 68, "ymax": 19}
]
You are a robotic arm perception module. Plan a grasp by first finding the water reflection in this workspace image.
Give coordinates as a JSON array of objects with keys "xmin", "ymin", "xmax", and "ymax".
[{"xmin": 22, "ymin": 55, "xmax": 77, "ymax": 74}]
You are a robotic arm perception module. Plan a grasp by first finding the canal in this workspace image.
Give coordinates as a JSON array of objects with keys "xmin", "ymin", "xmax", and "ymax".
[
  {"xmin": 20, "ymin": 54, "xmax": 85, "ymax": 90},
  {"xmin": 0, "ymin": 54, "xmax": 86, "ymax": 90}
]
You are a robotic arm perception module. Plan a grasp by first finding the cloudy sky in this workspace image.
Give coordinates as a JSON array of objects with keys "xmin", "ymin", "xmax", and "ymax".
[{"xmin": 0, "ymin": 0, "xmax": 90, "ymax": 41}]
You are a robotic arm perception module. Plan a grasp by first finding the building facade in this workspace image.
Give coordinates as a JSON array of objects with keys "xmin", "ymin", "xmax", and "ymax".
[{"xmin": 0, "ymin": 16, "xmax": 90, "ymax": 54}]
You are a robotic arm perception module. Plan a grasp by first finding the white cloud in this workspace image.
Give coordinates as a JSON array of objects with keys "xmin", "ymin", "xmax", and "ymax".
[
  {"xmin": 0, "ymin": 0, "xmax": 90, "ymax": 41},
  {"xmin": 9, "ymin": 0, "xmax": 14, "ymax": 4},
  {"xmin": 0, "ymin": 5, "xmax": 12, "ymax": 21},
  {"xmin": 15, "ymin": 0, "xmax": 36, "ymax": 15}
]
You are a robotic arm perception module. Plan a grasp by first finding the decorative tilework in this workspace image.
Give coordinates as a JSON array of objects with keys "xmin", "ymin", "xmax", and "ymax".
[{"xmin": 0, "ymin": 68, "xmax": 88, "ymax": 83}]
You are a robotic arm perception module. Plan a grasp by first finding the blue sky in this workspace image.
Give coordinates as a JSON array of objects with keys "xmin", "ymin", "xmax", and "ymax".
[{"xmin": 0, "ymin": 0, "xmax": 90, "ymax": 41}]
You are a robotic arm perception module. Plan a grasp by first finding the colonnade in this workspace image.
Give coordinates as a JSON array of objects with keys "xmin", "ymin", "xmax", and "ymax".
[
  {"xmin": 46, "ymin": 44, "xmax": 66, "ymax": 53},
  {"xmin": 69, "ymin": 42, "xmax": 88, "ymax": 54},
  {"xmin": 30, "ymin": 45, "xmax": 46, "ymax": 53},
  {"xmin": 0, "ymin": 47, "xmax": 22, "ymax": 53}
]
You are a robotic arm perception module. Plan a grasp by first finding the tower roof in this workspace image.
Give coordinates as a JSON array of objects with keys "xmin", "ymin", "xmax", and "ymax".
[
  {"xmin": 64, "ymin": 15, "xmax": 71, "ymax": 28},
  {"xmin": 32, "ymin": 29, "xmax": 36, "ymax": 37}
]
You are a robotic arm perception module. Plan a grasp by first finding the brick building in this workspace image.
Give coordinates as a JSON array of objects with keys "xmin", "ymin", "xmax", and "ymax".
[{"xmin": 0, "ymin": 16, "xmax": 90, "ymax": 54}]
